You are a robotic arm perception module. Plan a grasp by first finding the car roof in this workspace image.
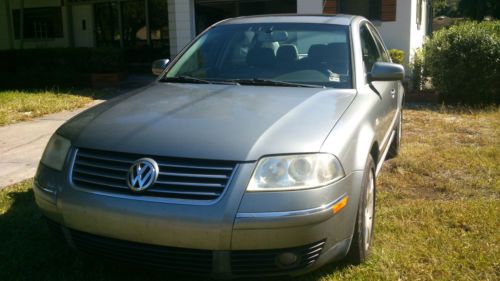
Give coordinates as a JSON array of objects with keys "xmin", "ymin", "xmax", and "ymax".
[{"xmin": 218, "ymin": 14, "xmax": 358, "ymax": 26}]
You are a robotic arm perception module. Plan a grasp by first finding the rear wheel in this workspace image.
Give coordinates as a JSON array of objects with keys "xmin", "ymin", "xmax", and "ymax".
[{"xmin": 346, "ymin": 155, "xmax": 376, "ymax": 264}]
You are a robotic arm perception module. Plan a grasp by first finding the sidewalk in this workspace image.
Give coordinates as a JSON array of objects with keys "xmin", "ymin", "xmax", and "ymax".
[{"xmin": 0, "ymin": 74, "xmax": 155, "ymax": 189}]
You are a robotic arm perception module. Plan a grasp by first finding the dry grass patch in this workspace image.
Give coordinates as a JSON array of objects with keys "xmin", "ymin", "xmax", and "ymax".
[
  {"xmin": 302, "ymin": 106, "xmax": 500, "ymax": 281},
  {"xmin": 0, "ymin": 90, "xmax": 106, "ymax": 126},
  {"xmin": 381, "ymin": 106, "xmax": 500, "ymax": 200}
]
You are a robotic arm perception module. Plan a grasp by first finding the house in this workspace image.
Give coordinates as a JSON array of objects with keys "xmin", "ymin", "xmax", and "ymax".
[{"xmin": 0, "ymin": 0, "xmax": 431, "ymax": 67}]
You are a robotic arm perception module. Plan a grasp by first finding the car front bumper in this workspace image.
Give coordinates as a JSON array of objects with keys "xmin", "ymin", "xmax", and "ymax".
[{"xmin": 34, "ymin": 159, "xmax": 364, "ymax": 278}]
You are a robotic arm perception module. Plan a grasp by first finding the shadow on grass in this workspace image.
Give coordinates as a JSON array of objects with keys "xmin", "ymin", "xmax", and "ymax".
[
  {"xmin": 0, "ymin": 188, "xmax": 206, "ymax": 281},
  {"xmin": 0, "ymin": 187, "xmax": 347, "ymax": 281}
]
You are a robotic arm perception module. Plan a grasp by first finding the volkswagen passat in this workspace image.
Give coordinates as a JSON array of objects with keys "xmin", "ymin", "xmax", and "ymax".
[{"xmin": 35, "ymin": 14, "xmax": 404, "ymax": 278}]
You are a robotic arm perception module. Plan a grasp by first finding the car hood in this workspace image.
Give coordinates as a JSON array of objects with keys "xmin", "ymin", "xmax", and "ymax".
[{"xmin": 60, "ymin": 82, "xmax": 356, "ymax": 161}]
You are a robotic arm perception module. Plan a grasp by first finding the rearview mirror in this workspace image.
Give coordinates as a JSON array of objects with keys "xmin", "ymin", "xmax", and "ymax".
[
  {"xmin": 152, "ymin": 59, "xmax": 170, "ymax": 76},
  {"xmin": 368, "ymin": 62, "xmax": 405, "ymax": 81},
  {"xmin": 256, "ymin": 30, "xmax": 288, "ymax": 42}
]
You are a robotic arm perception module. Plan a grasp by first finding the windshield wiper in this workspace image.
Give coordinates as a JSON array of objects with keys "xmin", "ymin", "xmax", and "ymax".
[
  {"xmin": 161, "ymin": 76, "xmax": 238, "ymax": 85},
  {"xmin": 232, "ymin": 78, "xmax": 324, "ymax": 88}
]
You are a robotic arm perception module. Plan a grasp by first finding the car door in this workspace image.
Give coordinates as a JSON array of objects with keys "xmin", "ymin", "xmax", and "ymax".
[
  {"xmin": 369, "ymin": 25, "xmax": 399, "ymax": 125},
  {"xmin": 359, "ymin": 23, "xmax": 394, "ymax": 152}
]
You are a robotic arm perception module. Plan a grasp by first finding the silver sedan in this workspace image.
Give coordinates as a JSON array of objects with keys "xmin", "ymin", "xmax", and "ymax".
[{"xmin": 35, "ymin": 14, "xmax": 404, "ymax": 278}]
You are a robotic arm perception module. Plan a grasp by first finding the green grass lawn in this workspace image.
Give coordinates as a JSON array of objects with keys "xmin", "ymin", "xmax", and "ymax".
[
  {"xmin": 0, "ymin": 90, "xmax": 107, "ymax": 126},
  {"xmin": 0, "ymin": 106, "xmax": 498, "ymax": 281}
]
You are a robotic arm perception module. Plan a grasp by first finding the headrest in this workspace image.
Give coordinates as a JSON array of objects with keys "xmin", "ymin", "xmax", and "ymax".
[
  {"xmin": 308, "ymin": 44, "xmax": 329, "ymax": 62},
  {"xmin": 246, "ymin": 47, "xmax": 276, "ymax": 68},
  {"xmin": 276, "ymin": 45, "xmax": 299, "ymax": 63},
  {"xmin": 327, "ymin": 43, "xmax": 348, "ymax": 56}
]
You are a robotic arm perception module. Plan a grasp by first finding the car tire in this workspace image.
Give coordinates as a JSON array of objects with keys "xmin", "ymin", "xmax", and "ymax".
[
  {"xmin": 345, "ymin": 155, "xmax": 376, "ymax": 264},
  {"xmin": 386, "ymin": 111, "xmax": 402, "ymax": 160}
]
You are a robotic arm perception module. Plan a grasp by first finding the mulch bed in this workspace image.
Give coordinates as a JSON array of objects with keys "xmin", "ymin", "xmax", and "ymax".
[{"xmin": 405, "ymin": 91, "xmax": 440, "ymax": 104}]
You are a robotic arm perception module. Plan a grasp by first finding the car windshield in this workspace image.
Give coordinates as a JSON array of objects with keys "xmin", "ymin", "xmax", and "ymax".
[{"xmin": 164, "ymin": 23, "xmax": 352, "ymax": 89}]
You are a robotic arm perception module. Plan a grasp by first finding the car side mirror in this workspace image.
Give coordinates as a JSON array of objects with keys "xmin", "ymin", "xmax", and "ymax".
[
  {"xmin": 368, "ymin": 62, "xmax": 405, "ymax": 82},
  {"xmin": 152, "ymin": 59, "xmax": 170, "ymax": 76}
]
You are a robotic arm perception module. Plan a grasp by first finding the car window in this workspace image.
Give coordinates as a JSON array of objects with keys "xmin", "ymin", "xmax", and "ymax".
[
  {"xmin": 359, "ymin": 24, "xmax": 383, "ymax": 73},
  {"xmin": 368, "ymin": 25, "xmax": 391, "ymax": 63},
  {"xmin": 166, "ymin": 23, "xmax": 353, "ymax": 89}
]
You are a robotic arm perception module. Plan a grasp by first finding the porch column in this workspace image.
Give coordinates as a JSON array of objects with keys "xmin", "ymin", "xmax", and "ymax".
[
  {"xmin": 167, "ymin": 0, "xmax": 196, "ymax": 57},
  {"xmin": 297, "ymin": 0, "xmax": 323, "ymax": 14}
]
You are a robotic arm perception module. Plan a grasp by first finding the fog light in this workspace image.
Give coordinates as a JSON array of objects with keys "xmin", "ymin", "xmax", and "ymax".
[{"xmin": 276, "ymin": 252, "xmax": 299, "ymax": 268}]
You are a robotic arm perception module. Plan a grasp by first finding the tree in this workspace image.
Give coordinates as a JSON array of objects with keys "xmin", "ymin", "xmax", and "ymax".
[
  {"xmin": 433, "ymin": 0, "xmax": 460, "ymax": 17},
  {"xmin": 459, "ymin": 0, "xmax": 500, "ymax": 20}
]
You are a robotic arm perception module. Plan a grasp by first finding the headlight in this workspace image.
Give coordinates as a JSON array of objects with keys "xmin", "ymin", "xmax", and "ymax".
[
  {"xmin": 40, "ymin": 134, "xmax": 71, "ymax": 171},
  {"xmin": 247, "ymin": 153, "xmax": 345, "ymax": 191}
]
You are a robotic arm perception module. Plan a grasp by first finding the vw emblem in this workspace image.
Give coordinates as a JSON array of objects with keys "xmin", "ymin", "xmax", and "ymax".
[{"xmin": 127, "ymin": 158, "xmax": 159, "ymax": 192}]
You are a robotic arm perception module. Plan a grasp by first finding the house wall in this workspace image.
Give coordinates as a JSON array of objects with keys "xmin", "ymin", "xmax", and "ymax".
[
  {"xmin": 72, "ymin": 4, "xmax": 94, "ymax": 47},
  {"xmin": 297, "ymin": 0, "xmax": 323, "ymax": 14}
]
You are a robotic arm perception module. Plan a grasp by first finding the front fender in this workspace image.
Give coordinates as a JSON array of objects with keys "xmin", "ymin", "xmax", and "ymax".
[{"xmin": 320, "ymin": 94, "xmax": 378, "ymax": 174}]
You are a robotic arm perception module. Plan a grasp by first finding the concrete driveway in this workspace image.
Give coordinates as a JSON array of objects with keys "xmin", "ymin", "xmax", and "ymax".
[
  {"xmin": 0, "ymin": 100, "xmax": 104, "ymax": 188},
  {"xmin": 0, "ymin": 74, "xmax": 155, "ymax": 189}
]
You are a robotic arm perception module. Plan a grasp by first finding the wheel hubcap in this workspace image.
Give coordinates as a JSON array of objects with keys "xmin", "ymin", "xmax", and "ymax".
[{"xmin": 364, "ymin": 171, "xmax": 375, "ymax": 251}]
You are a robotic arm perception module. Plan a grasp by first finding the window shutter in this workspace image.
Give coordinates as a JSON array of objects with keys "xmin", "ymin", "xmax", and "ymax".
[
  {"xmin": 323, "ymin": 0, "xmax": 337, "ymax": 14},
  {"xmin": 380, "ymin": 0, "xmax": 397, "ymax": 21}
]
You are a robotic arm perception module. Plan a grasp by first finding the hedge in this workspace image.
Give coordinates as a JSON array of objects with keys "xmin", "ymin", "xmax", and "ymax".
[
  {"xmin": 0, "ymin": 48, "xmax": 125, "ymax": 73},
  {"xmin": 424, "ymin": 20, "xmax": 500, "ymax": 104},
  {"xmin": 389, "ymin": 49, "xmax": 405, "ymax": 64},
  {"xmin": 0, "ymin": 47, "xmax": 170, "ymax": 89}
]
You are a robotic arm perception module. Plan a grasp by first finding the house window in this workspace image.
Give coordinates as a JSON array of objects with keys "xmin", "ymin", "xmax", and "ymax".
[
  {"xmin": 94, "ymin": 0, "xmax": 170, "ymax": 48},
  {"xmin": 338, "ymin": 0, "xmax": 382, "ymax": 21},
  {"xmin": 94, "ymin": 2, "xmax": 120, "ymax": 47},
  {"xmin": 149, "ymin": 0, "xmax": 170, "ymax": 48},
  {"xmin": 12, "ymin": 7, "xmax": 63, "ymax": 40},
  {"xmin": 369, "ymin": 0, "xmax": 382, "ymax": 20},
  {"xmin": 122, "ymin": 0, "xmax": 146, "ymax": 47}
]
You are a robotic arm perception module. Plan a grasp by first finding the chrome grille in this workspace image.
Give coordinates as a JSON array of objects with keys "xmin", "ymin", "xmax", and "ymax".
[{"xmin": 72, "ymin": 148, "xmax": 237, "ymax": 200}]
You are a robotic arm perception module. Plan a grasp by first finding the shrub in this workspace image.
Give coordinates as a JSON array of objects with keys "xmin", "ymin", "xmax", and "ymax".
[
  {"xmin": 0, "ymin": 48, "xmax": 127, "ymax": 89},
  {"xmin": 410, "ymin": 48, "xmax": 426, "ymax": 91},
  {"xmin": 424, "ymin": 20, "xmax": 500, "ymax": 104},
  {"xmin": 389, "ymin": 49, "xmax": 405, "ymax": 64}
]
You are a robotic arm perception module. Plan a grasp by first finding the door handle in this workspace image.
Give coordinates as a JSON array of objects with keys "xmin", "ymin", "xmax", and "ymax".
[{"xmin": 390, "ymin": 89, "xmax": 396, "ymax": 98}]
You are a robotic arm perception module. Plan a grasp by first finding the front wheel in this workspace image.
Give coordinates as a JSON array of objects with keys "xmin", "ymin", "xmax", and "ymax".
[{"xmin": 346, "ymin": 155, "xmax": 376, "ymax": 264}]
